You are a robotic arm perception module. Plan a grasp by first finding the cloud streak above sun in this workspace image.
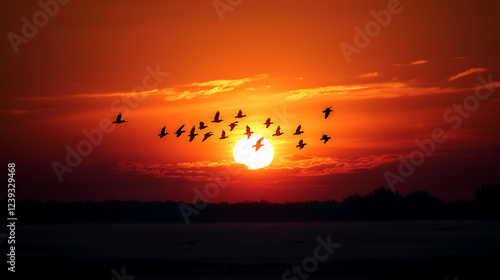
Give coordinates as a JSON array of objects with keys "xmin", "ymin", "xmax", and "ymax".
[
  {"xmin": 13, "ymin": 67, "xmax": 490, "ymax": 106},
  {"xmin": 14, "ymin": 75, "xmax": 270, "ymax": 101},
  {"xmin": 276, "ymin": 82, "xmax": 465, "ymax": 101},
  {"xmin": 160, "ymin": 74, "xmax": 270, "ymax": 101},
  {"xmin": 448, "ymin": 67, "xmax": 489, "ymax": 81},
  {"xmin": 394, "ymin": 59, "xmax": 429, "ymax": 66},
  {"xmin": 410, "ymin": 59, "xmax": 429, "ymax": 65},
  {"xmin": 359, "ymin": 72, "xmax": 381, "ymax": 78}
]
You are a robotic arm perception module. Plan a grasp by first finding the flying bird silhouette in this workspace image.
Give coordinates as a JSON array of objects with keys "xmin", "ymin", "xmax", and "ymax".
[
  {"xmin": 273, "ymin": 126, "xmax": 284, "ymax": 136},
  {"xmin": 244, "ymin": 125, "xmax": 254, "ymax": 139},
  {"xmin": 188, "ymin": 126, "xmax": 198, "ymax": 142},
  {"xmin": 323, "ymin": 106, "xmax": 333, "ymax": 119},
  {"xmin": 212, "ymin": 111, "xmax": 223, "ymax": 123},
  {"xmin": 263, "ymin": 118, "xmax": 274, "ymax": 128},
  {"xmin": 235, "ymin": 109, "xmax": 246, "ymax": 118},
  {"xmin": 202, "ymin": 132, "xmax": 213, "ymax": 142},
  {"xmin": 158, "ymin": 126, "xmax": 168, "ymax": 138},
  {"xmin": 199, "ymin": 121, "xmax": 208, "ymax": 130},
  {"xmin": 228, "ymin": 121, "xmax": 238, "ymax": 131},
  {"xmin": 219, "ymin": 130, "xmax": 228, "ymax": 139},
  {"xmin": 320, "ymin": 134, "xmax": 331, "ymax": 144},
  {"xmin": 175, "ymin": 124, "xmax": 186, "ymax": 137},
  {"xmin": 293, "ymin": 125, "xmax": 304, "ymax": 135},
  {"xmin": 296, "ymin": 139, "xmax": 307, "ymax": 150},
  {"xmin": 112, "ymin": 113, "xmax": 128, "ymax": 124},
  {"xmin": 252, "ymin": 137, "xmax": 265, "ymax": 151}
]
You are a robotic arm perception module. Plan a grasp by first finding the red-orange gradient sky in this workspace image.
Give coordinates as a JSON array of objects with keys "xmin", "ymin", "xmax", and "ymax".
[{"xmin": 1, "ymin": 0, "xmax": 499, "ymax": 202}]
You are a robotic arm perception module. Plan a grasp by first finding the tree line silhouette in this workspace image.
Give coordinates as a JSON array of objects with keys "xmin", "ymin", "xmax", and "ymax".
[{"xmin": 4, "ymin": 185, "xmax": 499, "ymax": 224}]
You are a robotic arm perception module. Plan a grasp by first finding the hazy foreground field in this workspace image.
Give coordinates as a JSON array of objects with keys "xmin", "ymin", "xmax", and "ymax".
[{"xmin": 11, "ymin": 221, "xmax": 500, "ymax": 279}]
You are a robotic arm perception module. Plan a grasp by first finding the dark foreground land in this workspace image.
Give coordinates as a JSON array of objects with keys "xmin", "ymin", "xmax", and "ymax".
[
  {"xmin": 9, "ymin": 186, "xmax": 500, "ymax": 224},
  {"xmin": 3, "ymin": 186, "xmax": 499, "ymax": 279},
  {"xmin": 7, "ymin": 221, "xmax": 500, "ymax": 279}
]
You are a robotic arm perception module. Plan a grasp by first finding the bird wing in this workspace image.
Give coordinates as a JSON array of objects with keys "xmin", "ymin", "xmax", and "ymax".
[
  {"xmin": 176, "ymin": 125, "xmax": 183, "ymax": 134},
  {"xmin": 215, "ymin": 111, "xmax": 220, "ymax": 120},
  {"xmin": 161, "ymin": 126, "xmax": 166, "ymax": 134},
  {"xmin": 116, "ymin": 113, "xmax": 122, "ymax": 122},
  {"xmin": 246, "ymin": 126, "xmax": 250, "ymax": 133},
  {"xmin": 257, "ymin": 137, "xmax": 264, "ymax": 145},
  {"xmin": 190, "ymin": 126, "xmax": 195, "ymax": 133},
  {"xmin": 295, "ymin": 125, "xmax": 301, "ymax": 133}
]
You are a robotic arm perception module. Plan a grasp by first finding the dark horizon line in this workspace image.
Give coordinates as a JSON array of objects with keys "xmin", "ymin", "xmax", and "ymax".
[
  {"xmin": 5, "ymin": 186, "xmax": 500, "ymax": 224},
  {"xmin": 6, "ymin": 184, "xmax": 500, "ymax": 204}
]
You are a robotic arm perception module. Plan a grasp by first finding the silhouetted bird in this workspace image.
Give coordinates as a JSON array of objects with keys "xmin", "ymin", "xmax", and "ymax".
[
  {"xmin": 323, "ymin": 106, "xmax": 333, "ymax": 119},
  {"xmin": 175, "ymin": 124, "xmax": 186, "ymax": 137},
  {"xmin": 199, "ymin": 121, "xmax": 208, "ymax": 130},
  {"xmin": 188, "ymin": 126, "xmax": 198, "ymax": 142},
  {"xmin": 158, "ymin": 126, "xmax": 168, "ymax": 138},
  {"xmin": 244, "ymin": 125, "xmax": 254, "ymax": 139},
  {"xmin": 235, "ymin": 109, "xmax": 246, "ymax": 118},
  {"xmin": 296, "ymin": 139, "xmax": 306, "ymax": 150},
  {"xmin": 202, "ymin": 132, "xmax": 213, "ymax": 142},
  {"xmin": 112, "ymin": 113, "xmax": 128, "ymax": 124},
  {"xmin": 220, "ymin": 130, "xmax": 228, "ymax": 139},
  {"xmin": 273, "ymin": 126, "xmax": 284, "ymax": 136},
  {"xmin": 263, "ymin": 118, "xmax": 274, "ymax": 128},
  {"xmin": 228, "ymin": 121, "xmax": 238, "ymax": 131},
  {"xmin": 320, "ymin": 134, "xmax": 331, "ymax": 144},
  {"xmin": 293, "ymin": 125, "xmax": 304, "ymax": 135},
  {"xmin": 252, "ymin": 137, "xmax": 265, "ymax": 151},
  {"xmin": 177, "ymin": 239, "xmax": 198, "ymax": 245},
  {"xmin": 212, "ymin": 111, "xmax": 223, "ymax": 123}
]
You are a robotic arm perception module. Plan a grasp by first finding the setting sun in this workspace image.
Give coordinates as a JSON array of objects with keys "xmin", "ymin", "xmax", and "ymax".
[{"xmin": 233, "ymin": 135, "xmax": 274, "ymax": 170}]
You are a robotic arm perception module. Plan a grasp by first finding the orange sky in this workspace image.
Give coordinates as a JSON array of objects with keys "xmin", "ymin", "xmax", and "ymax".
[{"xmin": 1, "ymin": 0, "xmax": 500, "ymax": 202}]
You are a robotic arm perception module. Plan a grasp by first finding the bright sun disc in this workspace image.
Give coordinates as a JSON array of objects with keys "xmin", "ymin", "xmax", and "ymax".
[{"xmin": 233, "ymin": 135, "xmax": 274, "ymax": 170}]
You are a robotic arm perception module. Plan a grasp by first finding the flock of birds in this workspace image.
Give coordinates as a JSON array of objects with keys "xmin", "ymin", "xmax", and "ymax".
[{"xmin": 112, "ymin": 106, "xmax": 334, "ymax": 151}]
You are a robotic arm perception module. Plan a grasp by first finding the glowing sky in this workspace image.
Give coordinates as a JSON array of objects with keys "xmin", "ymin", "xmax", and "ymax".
[{"xmin": 1, "ymin": 0, "xmax": 499, "ymax": 202}]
